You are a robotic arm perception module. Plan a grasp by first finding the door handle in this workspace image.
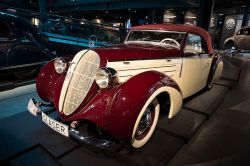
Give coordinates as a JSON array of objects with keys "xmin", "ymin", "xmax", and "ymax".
[
  {"xmin": 166, "ymin": 59, "xmax": 172, "ymax": 62},
  {"xmin": 123, "ymin": 61, "xmax": 130, "ymax": 65}
]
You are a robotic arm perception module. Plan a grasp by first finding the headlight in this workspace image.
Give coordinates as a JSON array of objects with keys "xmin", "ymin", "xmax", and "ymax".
[
  {"xmin": 95, "ymin": 68, "xmax": 110, "ymax": 89},
  {"xmin": 95, "ymin": 67, "xmax": 118, "ymax": 89},
  {"xmin": 54, "ymin": 57, "xmax": 67, "ymax": 74}
]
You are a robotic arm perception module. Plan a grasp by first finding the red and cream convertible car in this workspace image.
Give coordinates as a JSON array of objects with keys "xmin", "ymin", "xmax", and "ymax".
[{"xmin": 28, "ymin": 24, "xmax": 223, "ymax": 148}]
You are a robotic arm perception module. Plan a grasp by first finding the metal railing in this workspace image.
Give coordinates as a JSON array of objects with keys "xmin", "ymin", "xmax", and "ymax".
[{"xmin": 0, "ymin": 5, "xmax": 127, "ymax": 46}]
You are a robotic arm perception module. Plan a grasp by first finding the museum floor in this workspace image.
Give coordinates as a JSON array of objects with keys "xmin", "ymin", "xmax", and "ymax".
[
  {"xmin": 0, "ymin": 54, "xmax": 250, "ymax": 166},
  {"xmin": 169, "ymin": 55, "xmax": 250, "ymax": 165}
]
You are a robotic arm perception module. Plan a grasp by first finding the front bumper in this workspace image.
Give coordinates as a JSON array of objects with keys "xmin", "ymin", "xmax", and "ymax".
[{"xmin": 27, "ymin": 98, "xmax": 114, "ymax": 149}]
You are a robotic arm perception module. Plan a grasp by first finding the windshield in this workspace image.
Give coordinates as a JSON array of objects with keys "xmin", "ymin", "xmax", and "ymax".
[{"xmin": 126, "ymin": 30, "xmax": 186, "ymax": 49}]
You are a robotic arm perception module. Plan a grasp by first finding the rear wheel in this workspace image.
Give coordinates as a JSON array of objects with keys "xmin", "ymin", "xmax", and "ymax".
[
  {"xmin": 207, "ymin": 61, "xmax": 223, "ymax": 90},
  {"xmin": 131, "ymin": 98, "xmax": 160, "ymax": 148},
  {"xmin": 207, "ymin": 80, "xmax": 214, "ymax": 90}
]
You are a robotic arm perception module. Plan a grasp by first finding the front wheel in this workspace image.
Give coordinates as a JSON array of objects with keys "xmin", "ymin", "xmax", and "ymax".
[
  {"xmin": 225, "ymin": 42, "xmax": 236, "ymax": 50},
  {"xmin": 131, "ymin": 98, "xmax": 160, "ymax": 148}
]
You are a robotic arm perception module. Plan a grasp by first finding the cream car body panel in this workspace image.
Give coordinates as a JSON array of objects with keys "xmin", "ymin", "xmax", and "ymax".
[{"xmin": 107, "ymin": 55, "xmax": 212, "ymax": 99}]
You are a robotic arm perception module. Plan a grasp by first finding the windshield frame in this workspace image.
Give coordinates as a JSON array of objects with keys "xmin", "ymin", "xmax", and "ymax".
[{"xmin": 124, "ymin": 29, "xmax": 187, "ymax": 49}]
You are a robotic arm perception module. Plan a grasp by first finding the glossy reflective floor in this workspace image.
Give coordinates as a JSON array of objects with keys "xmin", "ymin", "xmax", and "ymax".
[{"xmin": 0, "ymin": 54, "xmax": 248, "ymax": 166}]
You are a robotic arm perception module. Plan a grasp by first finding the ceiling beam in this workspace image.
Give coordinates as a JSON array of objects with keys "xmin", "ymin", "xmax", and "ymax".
[{"xmin": 48, "ymin": 0, "xmax": 198, "ymax": 13}]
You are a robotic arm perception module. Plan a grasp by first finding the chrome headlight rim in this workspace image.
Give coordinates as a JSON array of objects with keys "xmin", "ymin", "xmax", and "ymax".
[
  {"xmin": 95, "ymin": 68, "xmax": 110, "ymax": 89},
  {"xmin": 54, "ymin": 57, "xmax": 67, "ymax": 74},
  {"xmin": 95, "ymin": 67, "xmax": 118, "ymax": 89}
]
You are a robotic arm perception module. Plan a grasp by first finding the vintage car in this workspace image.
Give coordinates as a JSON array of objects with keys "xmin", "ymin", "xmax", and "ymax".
[
  {"xmin": 28, "ymin": 24, "xmax": 223, "ymax": 148},
  {"xmin": 224, "ymin": 26, "xmax": 250, "ymax": 50},
  {"xmin": 0, "ymin": 12, "xmax": 53, "ymax": 78}
]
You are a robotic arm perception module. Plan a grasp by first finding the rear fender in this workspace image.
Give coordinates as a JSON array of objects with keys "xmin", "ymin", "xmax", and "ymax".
[
  {"xmin": 214, "ymin": 61, "xmax": 223, "ymax": 82},
  {"xmin": 106, "ymin": 70, "xmax": 183, "ymax": 141},
  {"xmin": 207, "ymin": 54, "xmax": 223, "ymax": 85}
]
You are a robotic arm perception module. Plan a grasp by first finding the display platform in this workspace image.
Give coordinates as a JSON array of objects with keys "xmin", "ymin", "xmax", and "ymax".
[
  {"xmin": 168, "ymin": 54, "xmax": 250, "ymax": 165},
  {"xmin": 0, "ymin": 56, "xmax": 240, "ymax": 166},
  {"xmin": 0, "ymin": 78, "xmax": 35, "ymax": 92}
]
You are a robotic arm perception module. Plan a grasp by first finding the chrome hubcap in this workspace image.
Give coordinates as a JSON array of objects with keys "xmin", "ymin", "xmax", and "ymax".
[{"xmin": 137, "ymin": 108, "xmax": 152, "ymax": 136}]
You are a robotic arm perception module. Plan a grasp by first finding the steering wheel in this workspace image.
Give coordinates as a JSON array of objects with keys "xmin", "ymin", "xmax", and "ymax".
[{"xmin": 160, "ymin": 38, "xmax": 180, "ymax": 47}]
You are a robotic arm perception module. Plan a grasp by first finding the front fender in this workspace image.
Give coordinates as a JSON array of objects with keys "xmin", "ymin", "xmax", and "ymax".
[
  {"xmin": 106, "ymin": 71, "xmax": 183, "ymax": 141},
  {"xmin": 207, "ymin": 54, "xmax": 223, "ymax": 85},
  {"xmin": 224, "ymin": 37, "xmax": 235, "ymax": 48},
  {"xmin": 36, "ymin": 60, "xmax": 64, "ymax": 102}
]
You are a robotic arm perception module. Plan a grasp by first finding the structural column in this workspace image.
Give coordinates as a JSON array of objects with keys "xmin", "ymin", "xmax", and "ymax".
[
  {"xmin": 39, "ymin": 0, "xmax": 46, "ymax": 30},
  {"xmin": 198, "ymin": 0, "xmax": 215, "ymax": 30},
  {"xmin": 39, "ymin": 0, "xmax": 46, "ymax": 14},
  {"xmin": 242, "ymin": 7, "xmax": 250, "ymax": 27}
]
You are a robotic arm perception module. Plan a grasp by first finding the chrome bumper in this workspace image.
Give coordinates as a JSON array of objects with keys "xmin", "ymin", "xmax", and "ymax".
[{"xmin": 27, "ymin": 98, "xmax": 114, "ymax": 149}]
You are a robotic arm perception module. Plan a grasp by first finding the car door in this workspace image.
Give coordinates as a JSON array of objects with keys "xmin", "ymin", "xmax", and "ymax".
[
  {"xmin": 177, "ymin": 33, "xmax": 212, "ymax": 98},
  {"xmin": 241, "ymin": 28, "xmax": 250, "ymax": 50},
  {"xmin": 235, "ymin": 29, "xmax": 246, "ymax": 49},
  {"xmin": 0, "ymin": 19, "xmax": 14, "ymax": 67},
  {"xmin": 107, "ymin": 58, "xmax": 182, "ymax": 83}
]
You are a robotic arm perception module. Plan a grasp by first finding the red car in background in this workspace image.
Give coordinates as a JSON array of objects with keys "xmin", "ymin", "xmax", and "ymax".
[{"xmin": 28, "ymin": 24, "xmax": 223, "ymax": 148}]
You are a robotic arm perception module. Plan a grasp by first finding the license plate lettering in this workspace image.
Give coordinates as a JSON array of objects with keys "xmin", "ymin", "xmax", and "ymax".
[{"xmin": 42, "ymin": 112, "xmax": 69, "ymax": 137}]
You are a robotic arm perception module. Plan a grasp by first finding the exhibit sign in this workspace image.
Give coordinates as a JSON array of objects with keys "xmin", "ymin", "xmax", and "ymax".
[
  {"xmin": 163, "ymin": 10, "xmax": 176, "ymax": 24},
  {"xmin": 219, "ymin": 15, "xmax": 243, "ymax": 49},
  {"xmin": 225, "ymin": 18, "xmax": 236, "ymax": 29}
]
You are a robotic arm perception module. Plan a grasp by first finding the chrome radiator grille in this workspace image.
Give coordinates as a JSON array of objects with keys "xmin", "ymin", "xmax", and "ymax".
[{"xmin": 59, "ymin": 50, "xmax": 100, "ymax": 116}]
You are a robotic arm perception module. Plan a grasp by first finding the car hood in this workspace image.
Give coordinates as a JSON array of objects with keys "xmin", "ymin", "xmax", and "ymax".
[{"xmin": 93, "ymin": 43, "xmax": 183, "ymax": 63}]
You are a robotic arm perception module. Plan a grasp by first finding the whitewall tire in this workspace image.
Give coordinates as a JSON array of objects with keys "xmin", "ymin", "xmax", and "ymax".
[{"xmin": 131, "ymin": 98, "xmax": 160, "ymax": 148}]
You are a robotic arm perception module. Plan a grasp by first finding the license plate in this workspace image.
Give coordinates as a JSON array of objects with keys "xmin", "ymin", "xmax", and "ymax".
[
  {"xmin": 27, "ymin": 99, "xmax": 39, "ymax": 116},
  {"xmin": 42, "ymin": 112, "xmax": 69, "ymax": 137}
]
